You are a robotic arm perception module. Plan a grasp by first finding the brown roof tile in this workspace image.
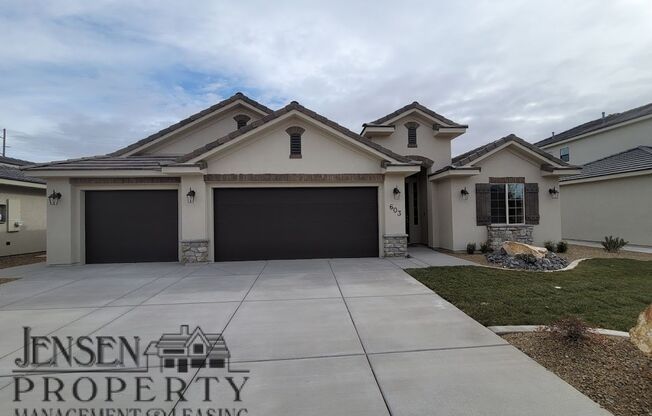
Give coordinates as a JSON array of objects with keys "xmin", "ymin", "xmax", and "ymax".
[{"xmin": 367, "ymin": 101, "xmax": 467, "ymax": 127}]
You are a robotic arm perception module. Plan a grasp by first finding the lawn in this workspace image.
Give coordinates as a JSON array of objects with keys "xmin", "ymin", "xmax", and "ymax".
[{"xmin": 407, "ymin": 258, "xmax": 652, "ymax": 331}]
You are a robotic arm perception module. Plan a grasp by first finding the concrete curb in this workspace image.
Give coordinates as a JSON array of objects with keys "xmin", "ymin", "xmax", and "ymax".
[{"xmin": 488, "ymin": 325, "xmax": 629, "ymax": 338}]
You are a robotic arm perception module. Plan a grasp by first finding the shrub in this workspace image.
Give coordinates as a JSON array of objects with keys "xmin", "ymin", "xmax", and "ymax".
[
  {"xmin": 466, "ymin": 243, "xmax": 477, "ymax": 254},
  {"xmin": 543, "ymin": 241, "xmax": 556, "ymax": 252},
  {"xmin": 515, "ymin": 253, "xmax": 537, "ymax": 264},
  {"xmin": 556, "ymin": 241, "xmax": 568, "ymax": 253},
  {"xmin": 480, "ymin": 242, "xmax": 491, "ymax": 254},
  {"xmin": 601, "ymin": 235, "xmax": 628, "ymax": 252},
  {"xmin": 547, "ymin": 316, "xmax": 593, "ymax": 344}
]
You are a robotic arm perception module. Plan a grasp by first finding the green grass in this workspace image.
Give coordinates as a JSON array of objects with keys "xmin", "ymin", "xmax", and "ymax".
[{"xmin": 406, "ymin": 259, "xmax": 652, "ymax": 331}]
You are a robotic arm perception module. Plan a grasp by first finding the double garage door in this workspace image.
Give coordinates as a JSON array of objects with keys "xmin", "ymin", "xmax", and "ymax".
[{"xmin": 85, "ymin": 187, "xmax": 378, "ymax": 263}]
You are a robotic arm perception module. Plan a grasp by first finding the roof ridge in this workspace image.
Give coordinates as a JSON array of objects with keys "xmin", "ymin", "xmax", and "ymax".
[
  {"xmin": 109, "ymin": 92, "xmax": 275, "ymax": 157},
  {"xmin": 367, "ymin": 101, "xmax": 466, "ymax": 127},
  {"xmin": 177, "ymin": 100, "xmax": 414, "ymax": 164}
]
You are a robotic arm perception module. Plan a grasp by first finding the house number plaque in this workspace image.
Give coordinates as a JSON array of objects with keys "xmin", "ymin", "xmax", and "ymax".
[{"xmin": 389, "ymin": 204, "xmax": 402, "ymax": 216}]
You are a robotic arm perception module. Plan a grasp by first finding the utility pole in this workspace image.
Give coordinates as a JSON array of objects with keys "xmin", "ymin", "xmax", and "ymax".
[{"xmin": 2, "ymin": 128, "xmax": 5, "ymax": 157}]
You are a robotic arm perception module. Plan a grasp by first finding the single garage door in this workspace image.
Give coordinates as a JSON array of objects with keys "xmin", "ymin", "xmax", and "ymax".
[
  {"xmin": 214, "ymin": 187, "xmax": 378, "ymax": 261},
  {"xmin": 85, "ymin": 190, "xmax": 178, "ymax": 263}
]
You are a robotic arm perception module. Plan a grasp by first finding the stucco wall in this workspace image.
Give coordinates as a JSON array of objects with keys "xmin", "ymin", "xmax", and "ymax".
[
  {"xmin": 144, "ymin": 106, "xmax": 264, "ymax": 155},
  {"xmin": 367, "ymin": 113, "xmax": 452, "ymax": 172},
  {"xmin": 542, "ymin": 117, "xmax": 652, "ymax": 165},
  {"xmin": 435, "ymin": 148, "xmax": 562, "ymax": 251},
  {"xmin": 207, "ymin": 118, "xmax": 383, "ymax": 174},
  {"xmin": 0, "ymin": 185, "xmax": 46, "ymax": 256},
  {"xmin": 560, "ymin": 173, "xmax": 652, "ymax": 246}
]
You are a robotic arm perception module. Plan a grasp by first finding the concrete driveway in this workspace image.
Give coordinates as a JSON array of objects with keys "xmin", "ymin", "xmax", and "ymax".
[{"xmin": 0, "ymin": 257, "xmax": 608, "ymax": 415}]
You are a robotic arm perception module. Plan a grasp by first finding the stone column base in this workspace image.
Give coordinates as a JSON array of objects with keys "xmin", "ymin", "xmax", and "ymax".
[
  {"xmin": 487, "ymin": 225, "xmax": 534, "ymax": 251},
  {"xmin": 383, "ymin": 234, "xmax": 408, "ymax": 257},
  {"xmin": 180, "ymin": 240, "xmax": 209, "ymax": 263}
]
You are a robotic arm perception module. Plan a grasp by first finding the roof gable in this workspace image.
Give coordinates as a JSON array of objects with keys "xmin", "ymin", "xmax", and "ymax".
[
  {"xmin": 111, "ymin": 92, "xmax": 273, "ymax": 157},
  {"xmin": 536, "ymin": 101, "xmax": 652, "ymax": 147},
  {"xmin": 366, "ymin": 101, "xmax": 467, "ymax": 128},
  {"xmin": 178, "ymin": 101, "xmax": 414, "ymax": 165}
]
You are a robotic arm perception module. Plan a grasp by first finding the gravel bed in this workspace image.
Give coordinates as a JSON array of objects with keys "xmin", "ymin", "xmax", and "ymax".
[
  {"xmin": 486, "ymin": 251, "xmax": 569, "ymax": 271},
  {"xmin": 504, "ymin": 332, "xmax": 651, "ymax": 416}
]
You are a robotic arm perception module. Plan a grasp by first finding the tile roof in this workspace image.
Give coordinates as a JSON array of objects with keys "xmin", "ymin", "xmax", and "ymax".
[
  {"xmin": 560, "ymin": 146, "xmax": 652, "ymax": 182},
  {"xmin": 536, "ymin": 102, "xmax": 652, "ymax": 147},
  {"xmin": 0, "ymin": 164, "xmax": 45, "ymax": 184},
  {"xmin": 177, "ymin": 101, "xmax": 415, "ymax": 164},
  {"xmin": 452, "ymin": 134, "xmax": 571, "ymax": 167},
  {"xmin": 366, "ymin": 101, "xmax": 467, "ymax": 127},
  {"xmin": 110, "ymin": 92, "xmax": 274, "ymax": 157},
  {"xmin": 0, "ymin": 155, "xmax": 34, "ymax": 166},
  {"xmin": 22, "ymin": 155, "xmax": 179, "ymax": 171}
]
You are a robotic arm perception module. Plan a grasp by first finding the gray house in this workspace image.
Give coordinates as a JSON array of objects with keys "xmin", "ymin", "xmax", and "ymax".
[{"xmin": 536, "ymin": 102, "xmax": 652, "ymax": 248}]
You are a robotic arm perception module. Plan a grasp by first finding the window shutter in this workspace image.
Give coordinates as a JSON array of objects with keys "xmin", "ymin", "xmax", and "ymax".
[
  {"xmin": 525, "ymin": 183, "xmax": 540, "ymax": 225},
  {"xmin": 475, "ymin": 183, "xmax": 491, "ymax": 225}
]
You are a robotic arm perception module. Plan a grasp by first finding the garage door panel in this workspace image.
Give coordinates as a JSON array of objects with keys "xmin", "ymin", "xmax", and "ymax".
[
  {"xmin": 85, "ymin": 190, "xmax": 178, "ymax": 264},
  {"xmin": 214, "ymin": 188, "xmax": 378, "ymax": 261}
]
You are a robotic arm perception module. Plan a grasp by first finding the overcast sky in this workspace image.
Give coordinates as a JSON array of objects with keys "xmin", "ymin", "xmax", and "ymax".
[{"xmin": 1, "ymin": 0, "xmax": 652, "ymax": 162}]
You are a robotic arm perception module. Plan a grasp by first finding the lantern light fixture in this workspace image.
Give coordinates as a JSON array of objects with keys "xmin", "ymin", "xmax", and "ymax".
[
  {"xmin": 48, "ymin": 190, "xmax": 62, "ymax": 206},
  {"xmin": 186, "ymin": 188, "xmax": 196, "ymax": 204},
  {"xmin": 460, "ymin": 187, "xmax": 470, "ymax": 200},
  {"xmin": 548, "ymin": 187, "xmax": 560, "ymax": 199},
  {"xmin": 392, "ymin": 186, "xmax": 401, "ymax": 200}
]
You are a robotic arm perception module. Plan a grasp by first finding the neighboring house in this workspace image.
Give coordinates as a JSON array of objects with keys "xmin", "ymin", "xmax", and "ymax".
[
  {"xmin": 0, "ymin": 156, "xmax": 46, "ymax": 257},
  {"xmin": 536, "ymin": 102, "xmax": 652, "ymax": 248},
  {"xmin": 145, "ymin": 325, "xmax": 230, "ymax": 373},
  {"xmin": 23, "ymin": 93, "xmax": 579, "ymax": 265}
]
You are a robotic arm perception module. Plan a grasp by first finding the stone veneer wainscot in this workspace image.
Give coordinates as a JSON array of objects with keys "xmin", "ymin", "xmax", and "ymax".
[
  {"xmin": 181, "ymin": 240, "xmax": 209, "ymax": 263},
  {"xmin": 486, "ymin": 225, "xmax": 534, "ymax": 251},
  {"xmin": 383, "ymin": 234, "xmax": 408, "ymax": 257}
]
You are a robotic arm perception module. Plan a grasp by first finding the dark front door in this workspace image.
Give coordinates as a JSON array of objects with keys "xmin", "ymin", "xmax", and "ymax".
[
  {"xmin": 85, "ymin": 190, "xmax": 178, "ymax": 264},
  {"xmin": 214, "ymin": 187, "xmax": 378, "ymax": 261}
]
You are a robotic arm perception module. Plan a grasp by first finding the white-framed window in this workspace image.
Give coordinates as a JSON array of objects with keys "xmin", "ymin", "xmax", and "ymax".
[
  {"xmin": 560, "ymin": 146, "xmax": 570, "ymax": 162},
  {"xmin": 490, "ymin": 183, "xmax": 524, "ymax": 224}
]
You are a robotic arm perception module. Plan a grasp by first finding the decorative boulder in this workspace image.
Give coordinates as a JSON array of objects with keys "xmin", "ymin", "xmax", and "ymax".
[
  {"xmin": 629, "ymin": 304, "xmax": 652, "ymax": 355},
  {"xmin": 501, "ymin": 241, "xmax": 548, "ymax": 259}
]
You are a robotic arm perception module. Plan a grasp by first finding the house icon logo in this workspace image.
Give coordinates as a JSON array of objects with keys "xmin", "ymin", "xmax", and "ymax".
[{"xmin": 145, "ymin": 325, "xmax": 236, "ymax": 373}]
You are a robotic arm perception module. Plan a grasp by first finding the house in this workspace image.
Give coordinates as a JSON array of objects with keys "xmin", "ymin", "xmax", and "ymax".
[
  {"xmin": 23, "ymin": 93, "xmax": 579, "ymax": 264},
  {"xmin": 0, "ymin": 156, "xmax": 47, "ymax": 257},
  {"xmin": 536, "ymin": 102, "xmax": 652, "ymax": 248},
  {"xmin": 145, "ymin": 325, "xmax": 230, "ymax": 373}
]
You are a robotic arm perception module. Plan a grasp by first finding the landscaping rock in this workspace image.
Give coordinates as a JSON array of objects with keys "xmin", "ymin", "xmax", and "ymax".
[
  {"xmin": 629, "ymin": 304, "xmax": 652, "ymax": 355},
  {"xmin": 501, "ymin": 241, "xmax": 548, "ymax": 259},
  {"xmin": 486, "ymin": 250, "xmax": 569, "ymax": 271}
]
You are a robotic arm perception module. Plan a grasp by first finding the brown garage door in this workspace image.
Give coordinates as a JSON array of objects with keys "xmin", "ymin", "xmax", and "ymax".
[
  {"xmin": 85, "ymin": 190, "xmax": 178, "ymax": 263},
  {"xmin": 214, "ymin": 187, "xmax": 378, "ymax": 261}
]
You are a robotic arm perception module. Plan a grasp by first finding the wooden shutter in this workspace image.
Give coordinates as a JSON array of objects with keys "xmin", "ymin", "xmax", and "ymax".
[
  {"xmin": 525, "ymin": 183, "xmax": 540, "ymax": 225},
  {"xmin": 475, "ymin": 183, "xmax": 491, "ymax": 225}
]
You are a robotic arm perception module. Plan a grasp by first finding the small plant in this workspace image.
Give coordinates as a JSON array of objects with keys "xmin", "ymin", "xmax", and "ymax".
[
  {"xmin": 547, "ymin": 316, "xmax": 593, "ymax": 344},
  {"xmin": 466, "ymin": 243, "xmax": 477, "ymax": 254},
  {"xmin": 480, "ymin": 242, "xmax": 491, "ymax": 254},
  {"xmin": 601, "ymin": 235, "xmax": 628, "ymax": 253},
  {"xmin": 543, "ymin": 241, "xmax": 556, "ymax": 252},
  {"xmin": 515, "ymin": 253, "xmax": 537, "ymax": 264},
  {"xmin": 556, "ymin": 241, "xmax": 568, "ymax": 253}
]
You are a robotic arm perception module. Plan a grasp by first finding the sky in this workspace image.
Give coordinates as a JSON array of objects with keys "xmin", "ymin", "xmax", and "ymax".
[{"xmin": 1, "ymin": 0, "xmax": 652, "ymax": 162}]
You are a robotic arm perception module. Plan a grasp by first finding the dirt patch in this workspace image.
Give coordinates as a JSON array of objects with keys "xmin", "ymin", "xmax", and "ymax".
[
  {"xmin": 0, "ymin": 252, "xmax": 46, "ymax": 269},
  {"xmin": 504, "ymin": 332, "xmax": 651, "ymax": 416},
  {"xmin": 443, "ymin": 244, "xmax": 652, "ymax": 267}
]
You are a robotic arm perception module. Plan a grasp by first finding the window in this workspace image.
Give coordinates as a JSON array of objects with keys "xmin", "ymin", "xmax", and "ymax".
[
  {"xmin": 234, "ymin": 114, "xmax": 251, "ymax": 129},
  {"xmin": 560, "ymin": 147, "xmax": 569, "ymax": 162},
  {"xmin": 0, "ymin": 204, "xmax": 6, "ymax": 224},
  {"xmin": 162, "ymin": 349, "xmax": 184, "ymax": 354},
  {"xmin": 177, "ymin": 359, "xmax": 188, "ymax": 373},
  {"xmin": 405, "ymin": 122, "xmax": 419, "ymax": 147},
  {"xmin": 209, "ymin": 358, "xmax": 225, "ymax": 368},
  {"xmin": 164, "ymin": 359, "xmax": 175, "ymax": 369},
  {"xmin": 191, "ymin": 358, "xmax": 205, "ymax": 368},
  {"xmin": 193, "ymin": 344, "xmax": 204, "ymax": 354},
  {"xmin": 412, "ymin": 182, "xmax": 418, "ymax": 225},
  {"xmin": 490, "ymin": 183, "xmax": 524, "ymax": 224},
  {"xmin": 286, "ymin": 126, "xmax": 305, "ymax": 158}
]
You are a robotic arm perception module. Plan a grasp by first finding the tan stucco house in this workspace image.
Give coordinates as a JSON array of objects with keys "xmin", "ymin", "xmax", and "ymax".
[
  {"xmin": 23, "ymin": 93, "xmax": 579, "ymax": 264},
  {"xmin": 1, "ymin": 156, "xmax": 46, "ymax": 257},
  {"xmin": 536, "ymin": 102, "xmax": 652, "ymax": 248}
]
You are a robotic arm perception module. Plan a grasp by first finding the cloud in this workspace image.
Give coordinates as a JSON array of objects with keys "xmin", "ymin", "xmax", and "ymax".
[{"xmin": 1, "ymin": 0, "xmax": 652, "ymax": 162}]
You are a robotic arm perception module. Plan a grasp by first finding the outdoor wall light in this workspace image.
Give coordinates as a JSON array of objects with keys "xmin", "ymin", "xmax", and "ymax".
[
  {"xmin": 460, "ymin": 187, "xmax": 470, "ymax": 200},
  {"xmin": 48, "ymin": 190, "xmax": 62, "ymax": 206},
  {"xmin": 186, "ymin": 188, "xmax": 196, "ymax": 204},
  {"xmin": 548, "ymin": 187, "xmax": 560, "ymax": 199},
  {"xmin": 393, "ymin": 186, "xmax": 401, "ymax": 200}
]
